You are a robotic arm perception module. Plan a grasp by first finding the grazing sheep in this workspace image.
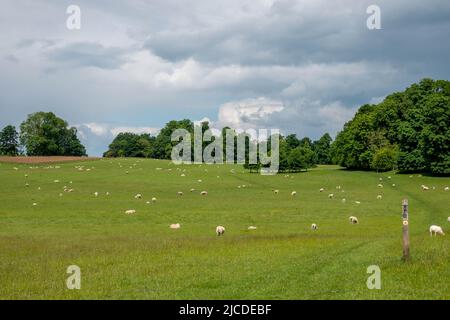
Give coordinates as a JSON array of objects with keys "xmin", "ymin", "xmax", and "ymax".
[
  {"xmin": 377, "ymin": 195, "xmax": 382, "ymax": 200},
  {"xmin": 388, "ymin": 176, "xmax": 391, "ymax": 179},
  {"xmin": 25, "ymin": 183, "xmax": 29, "ymax": 187},
  {"xmin": 248, "ymin": 226, "xmax": 257, "ymax": 230},
  {"xmin": 237, "ymin": 186, "xmax": 241, "ymax": 189},
  {"xmin": 336, "ymin": 185, "xmax": 342, "ymax": 190},
  {"xmin": 421, "ymin": 185, "xmax": 429, "ymax": 191},
  {"xmin": 181, "ymin": 174, "xmax": 185, "ymax": 177},
  {"xmin": 177, "ymin": 191, "xmax": 183, "ymax": 196},
  {"xmin": 54, "ymin": 180, "xmax": 60, "ymax": 183},
  {"xmin": 190, "ymin": 188, "xmax": 196, "ymax": 192},
  {"xmin": 444, "ymin": 186, "xmax": 449, "ymax": 191},
  {"xmin": 170, "ymin": 223, "xmax": 181, "ymax": 229},
  {"xmin": 328, "ymin": 193, "xmax": 334, "ymax": 199},
  {"xmin": 94, "ymin": 192, "xmax": 99, "ymax": 197},
  {"xmin": 429, "ymin": 225, "xmax": 445, "ymax": 236},
  {"xmin": 198, "ymin": 179, "xmax": 202, "ymax": 183},
  {"xmin": 377, "ymin": 184, "xmax": 383, "ymax": 188},
  {"xmin": 152, "ymin": 197, "xmax": 157, "ymax": 202},
  {"xmin": 134, "ymin": 194, "xmax": 142, "ymax": 199},
  {"xmin": 342, "ymin": 198, "xmax": 346, "ymax": 203},
  {"xmin": 216, "ymin": 226, "xmax": 225, "ymax": 236},
  {"xmin": 273, "ymin": 189, "xmax": 279, "ymax": 194},
  {"xmin": 32, "ymin": 203, "xmax": 37, "ymax": 206},
  {"xmin": 125, "ymin": 209, "xmax": 136, "ymax": 215},
  {"xmin": 311, "ymin": 223, "xmax": 318, "ymax": 230},
  {"xmin": 291, "ymin": 191, "xmax": 297, "ymax": 196},
  {"xmin": 349, "ymin": 216, "xmax": 359, "ymax": 224},
  {"xmin": 355, "ymin": 201, "xmax": 361, "ymax": 204},
  {"xmin": 201, "ymin": 191, "xmax": 208, "ymax": 196},
  {"xmin": 319, "ymin": 188, "xmax": 324, "ymax": 192},
  {"xmin": 447, "ymin": 217, "xmax": 450, "ymax": 222},
  {"xmin": 392, "ymin": 184, "xmax": 396, "ymax": 187}
]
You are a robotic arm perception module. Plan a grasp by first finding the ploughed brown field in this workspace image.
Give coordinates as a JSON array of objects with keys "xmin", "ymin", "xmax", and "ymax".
[{"xmin": 0, "ymin": 156, "xmax": 98, "ymax": 164}]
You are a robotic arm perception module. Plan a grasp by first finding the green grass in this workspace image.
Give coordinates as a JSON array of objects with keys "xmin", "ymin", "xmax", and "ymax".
[{"xmin": 0, "ymin": 159, "xmax": 449, "ymax": 300}]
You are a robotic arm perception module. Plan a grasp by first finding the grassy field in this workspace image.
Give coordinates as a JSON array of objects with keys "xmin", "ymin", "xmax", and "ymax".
[{"xmin": 0, "ymin": 158, "xmax": 448, "ymax": 300}]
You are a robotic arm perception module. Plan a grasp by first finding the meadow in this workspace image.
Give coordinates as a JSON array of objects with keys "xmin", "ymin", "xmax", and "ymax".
[{"xmin": 0, "ymin": 158, "xmax": 448, "ymax": 300}]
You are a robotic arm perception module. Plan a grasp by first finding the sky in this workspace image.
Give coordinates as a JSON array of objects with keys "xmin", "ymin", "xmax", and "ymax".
[{"xmin": 1, "ymin": 0, "xmax": 450, "ymax": 156}]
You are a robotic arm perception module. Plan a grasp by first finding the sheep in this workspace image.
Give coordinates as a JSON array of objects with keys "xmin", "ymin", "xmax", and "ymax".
[
  {"xmin": 273, "ymin": 189, "xmax": 279, "ymax": 194},
  {"xmin": 198, "ymin": 179, "xmax": 202, "ymax": 183},
  {"xmin": 170, "ymin": 223, "xmax": 181, "ymax": 229},
  {"xmin": 421, "ymin": 185, "xmax": 429, "ymax": 191},
  {"xmin": 319, "ymin": 188, "xmax": 324, "ymax": 192},
  {"xmin": 201, "ymin": 191, "xmax": 208, "ymax": 196},
  {"xmin": 177, "ymin": 191, "xmax": 183, "ymax": 196},
  {"xmin": 336, "ymin": 185, "xmax": 342, "ymax": 190},
  {"xmin": 349, "ymin": 216, "xmax": 359, "ymax": 224},
  {"xmin": 392, "ymin": 184, "xmax": 396, "ymax": 187},
  {"xmin": 355, "ymin": 201, "xmax": 361, "ymax": 204},
  {"xmin": 311, "ymin": 223, "xmax": 318, "ymax": 230},
  {"xmin": 377, "ymin": 195, "xmax": 382, "ymax": 200},
  {"xmin": 328, "ymin": 193, "xmax": 334, "ymax": 199},
  {"xmin": 429, "ymin": 225, "xmax": 445, "ymax": 236},
  {"xmin": 190, "ymin": 188, "xmax": 196, "ymax": 192},
  {"xmin": 444, "ymin": 186, "xmax": 449, "ymax": 191},
  {"xmin": 342, "ymin": 198, "xmax": 346, "ymax": 203},
  {"xmin": 94, "ymin": 192, "xmax": 99, "ymax": 197},
  {"xmin": 25, "ymin": 183, "xmax": 29, "ymax": 187},
  {"xmin": 216, "ymin": 226, "xmax": 225, "ymax": 236},
  {"xmin": 448, "ymin": 217, "xmax": 450, "ymax": 222},
  {"xmin": 181, "ymin": 174, "xmax": 185, "ymax": 177},
  {"xmin": 32, "ymin": 203, "xmax": 37, "ymax": 206},
  {"xmin": 152, "ymin": 197, "xmax": 157, "ymax": 202},
  {"xmin": 125, "ymin": 209, "xmax": 136, "ymax": 215},
  {"xmin": 54, "ymin": 180, "xmax": 60, "ymax": 183},
  {"xmin": 134, "ymin": 194, "xmax": 142, "ymax": 199},
  {"xmin": 248, "ymin": 226, "xmax": 257, "ymax": 230},
  {"xmin": 377, "ymin": 184, "xmax": 383, "ymax": 188},
  {"xmin": 291, "ymin": 191, "xmax": 297, "ymax": 196}
]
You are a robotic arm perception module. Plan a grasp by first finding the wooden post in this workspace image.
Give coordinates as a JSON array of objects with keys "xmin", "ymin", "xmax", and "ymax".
[{"xmin": 402, "ymin": 199, "xmax": 410, "ymax": 261}]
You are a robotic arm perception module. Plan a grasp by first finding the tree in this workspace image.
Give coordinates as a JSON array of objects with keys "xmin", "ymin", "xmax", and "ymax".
[
  {"xmin": 287, "ymin": 146, "xmax": 315, "ymax": 172},
  {"xmin": 103, "ymin": 132, "xmax": 155, "ymax": 158},
  {"xmin": 0, "ymin": 125, "xmax": 20, "ymax": 156},
  {"xmin": 20, "ymin": 112, "xmax": 86, "ymax": 156},
  {"xmin": 313, "ymin": 133, "xmax": 333, "ymax": 164},
  {"xmin": 371, "ymin": 146, "xmax": 399, "ymax": 172}
]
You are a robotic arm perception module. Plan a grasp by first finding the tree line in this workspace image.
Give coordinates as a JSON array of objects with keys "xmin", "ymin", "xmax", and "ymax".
[
  {"xmin": 2, "ymin": 78, "xmax": 448, "ymax": 175},
  {"xmin": 0, "ymin": 112, "xmax": 86, "ymax": 157}
]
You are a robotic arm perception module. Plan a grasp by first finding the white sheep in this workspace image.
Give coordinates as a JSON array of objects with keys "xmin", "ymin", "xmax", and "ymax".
[
  {"xmin": 392, "ymin": 184, "xmax": 396, "ymax": 187},
  {"xmin": 355, "ymin": 201, "xmax": 361, "ymax": 204},
  {"xmin": 216, "ymin": 226, "xmax": 225, "ymax": 236},
  {"xmin": 377, "ymin": 183, "xmax": 383, "ymax": 188},
  {"xmin": 291, "ymin": 191, "xmax": 297, "ymax": 196},
  {"xmin": 190, "ymin": 188, "xmax": 196, "ymax": 192},
  {"xmin": 421, "ymin": 185, "xmax": 429, "ymax": 191},
  {"xmin": 444, "ymin": 186, "xmax": 449, "ymax": 191},
  {"xmin": 177, "ymin": 191, "xmax": 183, "ymax": 196},
  {"xmin": 342, "ymin": 198, "xmax": 346, "ymax": 203},
  {"xmin": 125, "ymin": 209, "xmax": 136, "ymax": 215},
  {"xmin": 429, "ymin": 225, "xmax": 445, "ymax": 236},
  {"xmin": 311, "ymin": 223, "xmax": 318, "ymax": 230},
  {"xmin": 94, "ymin": 192, "xmax": 99, "ymax": 197},
  {"xmin": 134, "ymin": 194, "xmax": 142, "ymax": 199},
  {"xmin": 201, "ymin": 191, "xmax": 208, "ymax": 196},
  {"xmin": 170, "ymin": 223, "xmax": 181, "ymax": 229},
  {"xmin": 319, "ymin": 188, "xmax": 324, "ymax": 192},
  {"xmin": 377, "ymin": 195, "xmax": 382, "ymax": 200},
  {"xmin": 448, "ymin": 217, "xmax": 450, "ymax": 222},
  {"xmin": 248, "ymin": 226, "xmax": 257, "ymax": 230},
  {"xmin": 328, "ymin": 193, "xmax": 334, "ymax": 199},
  {"xmin": 152, "ymin": 197, "xmax": 157, "ymax": 202},
  {"xmin": 273, "ymin": 189, "xmax": 279, "ymax": 194},
  {"xmin": 349, "ymin": 216, "xmax": 359, "ymax": 224}
]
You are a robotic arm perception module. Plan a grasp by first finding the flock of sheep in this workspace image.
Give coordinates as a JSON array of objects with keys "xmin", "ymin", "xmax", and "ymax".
[{"xmin": 12, "ymin": 160, "xmax": 450, "ymax": 238}]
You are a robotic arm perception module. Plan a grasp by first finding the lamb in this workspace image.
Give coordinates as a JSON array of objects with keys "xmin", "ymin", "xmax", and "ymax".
[
  {"xmin": 134, "ymin": 194, "xmax": 142, "ymax": 199},
  {"xmin": 125, "ymin": 209, "xmax": 136, "ymax": 215},
  {"xmin": 201, "ymin": 191, "xmax": 208, "ymax": 196},
  {"xmin": 349, "ymin": 216, "xmax": 359, "ymax": 224},
  {"xmin": 311, "ymin": 223, "xmax": 318, "ymax": 230},
  {"xmin": 291, "ymin": 191, "xmax": 297, "ymax": 196},
  {"xmin": 170, "ymin": 223, "xmax": 181, "ymax": 229},
  {"xmin": 216, "ymin": 226, "xmax": 225, "ymax": 236},
  {"xmin": 429, "ymin": 225, "xmax": 445, "ymax": 236}
]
